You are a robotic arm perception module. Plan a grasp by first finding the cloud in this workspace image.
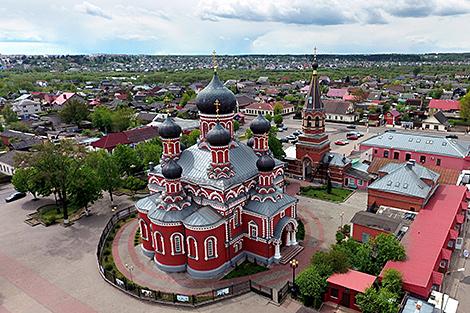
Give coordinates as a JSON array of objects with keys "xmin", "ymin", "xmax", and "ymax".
[
  {"xmin": 196, "ymin": 0, "xmax": 354, "ymax": 25},
  {"xmin": 75, "ymin": 1, "xmax": 112, "ymax": 20},
  {"xmin": 196, "ymin": 0, "xmax": 470, "ymax": 25}
]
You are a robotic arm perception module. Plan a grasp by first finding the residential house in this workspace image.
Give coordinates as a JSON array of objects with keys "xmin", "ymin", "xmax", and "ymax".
[
  {"xmin": 242, "ymin": 102, "xmax": 295, "ymax": 116},
  {"xmin": 90, "ymin": 126, "xmax": 159, "ymax": 152},
  {"xmin": 12, "ymin": 99, "xmax": 42, "ymax": 118},
  {"xmin": 0, "ymin": 150, "xmax": 25, "ymax": 176},
  {"xmin": 326, "ymin": 88, "xmax": 349, "ymax": 99},
  {"xmin": 421, "ymin": 111, "xmax": 450, "ymax": 131},
  {"xmin": 384, "ymin": 109, "xmax": 401, "ymax": 125},
  {"xmin": 52, "ymin": 92, "xmax": 85, "ymax": 109},
  {"xmin": 323, "ymin": 100, "xmax": 356, "ymax": 123}
]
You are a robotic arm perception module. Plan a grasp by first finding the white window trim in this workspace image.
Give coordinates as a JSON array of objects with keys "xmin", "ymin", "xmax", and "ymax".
[
  {"xmin": 153, "ymin": 231, "xmax": 165, "ymax": 255},
  {"xmin": 280, "ymin": 210, "xmax": 285, "ymax": 218},
  {"xmin": 170, "ymin": 233, "xmax": 184, "ymax": 256},
  {"xmin": 249, "ymin": 221, "xmax": 258, "ymax": 239},
  {"xmin": 233, "ymin": 209, "xmax": 239, "ymax": 229},
  {"xmin": 139, "ymin": 219, "xmax": 149, "ymax": 240},
  {"xmin": 186, "ymin": 236, "xmax": 198, "ymax": 260},
  {"xmin": 204, "ymin": 236, "xmax": 218, "ymax": 260}
]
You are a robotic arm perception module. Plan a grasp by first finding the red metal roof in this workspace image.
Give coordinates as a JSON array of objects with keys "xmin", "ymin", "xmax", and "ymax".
[
  {"xmin": 432, "ymin": 271, "xmax": 443, "ymax": 286},
  {"xmin": 327, "ymin": 88, "xmax": 349, "ymax": 98},
  {"xmin": 429, "ymin": 99, "xmax": 460, "ymax": 111},
  {"xmin": 90, "ymin": 126, "xmax": 158, "ymax": 151},
  {"xmin": 327, "ymin": 270, "xmax": 376, "ymax": 293},
  {"xmin": 449, "ymin": 229, "xmax": 458, "ymax": 240},
  {"xmin": 441, "ymin": 248, "xmax": 452, "ymax": 261},
  {"xmin": 381, "ymin": 185, "xmax": 467, "ymax": 298}
]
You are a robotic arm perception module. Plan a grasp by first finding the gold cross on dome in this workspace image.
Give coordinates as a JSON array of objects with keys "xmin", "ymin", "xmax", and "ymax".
[
  {"xmin": 212, "ymin": 49, "xmax": 218, "ymax": 72},
  {"xmin": 214, "ymin": 99, "xmax": 221, "ymax": 119},
  {"xmin": 313, "ymin": 46, "xmax": 317, "ymax": 61}
]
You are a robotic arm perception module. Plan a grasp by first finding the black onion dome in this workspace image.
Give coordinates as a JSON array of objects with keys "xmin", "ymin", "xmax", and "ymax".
[
  {"xmin": 195, "ymin": 72, "xmax": 237, "ymax": 115},
  {"xmin": 158, "ymin": 117, "xmax": 181, "ymax": 139},
  {"xmin": 256, "ymin": 154, "xmax": 275, "ymax": 172},
  {"xmin": 206, "ymin": 123, "xmax": 231, "ymax": 147},
  {"xmin": 162, "ymin": 159, "xmax": 182, "ymax": 180},
  {"xmin": 312, "ymin": 60, "xmax": 319, "ymax": 70},
  {"xmin": 247, "ymin": 137, "xmax": 254, "ymax": 148},
  {"xmin": 250, "ymin": 113, "xmax": 271, "ymax": 135}
]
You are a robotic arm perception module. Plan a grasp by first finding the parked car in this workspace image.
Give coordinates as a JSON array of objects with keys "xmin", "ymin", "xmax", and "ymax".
[
  {"xmin": 280, "ymin": 137, "xmax": 289, "ymax": 143},
  {"xmin": 291, "ymin": 139, "xmax": 298, "ymax": 144},
  {"xmin": 278, "ymin": 127, "xmax": 284, "ymax": 132},
  {"xmin": 5, "ymin": 191, "xmax": 26, "ymax": 203},
  {"xmin": 346, "ymin": 132, "xmax": 359, "ymax": 140},
  {"xmin": 346, "ymin": 125, "xmax": 356, "ymax": 129},
  {"xmin": 335, "ymin": 140, "xmax": 349, "ymax": 146},
  {"xmin": 293, "ymin": 130, "xmax": 302, "ymax": 136},
  {"xmin": 283, "ymin": 126, "xmax": 288, "ymax": 131},
  {"xmin": 446, "ymin": 134, "xmax": 458, "ymax": 139}
]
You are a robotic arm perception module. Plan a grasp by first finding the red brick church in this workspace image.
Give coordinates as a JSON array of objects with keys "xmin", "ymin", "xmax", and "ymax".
[
  {"xmin": 286, "ymin": 54, "xmax": 363, "ymax": 187},
  {"xmin": 136, "ymin": 65, "xmax": 299, "ymax": 278}
]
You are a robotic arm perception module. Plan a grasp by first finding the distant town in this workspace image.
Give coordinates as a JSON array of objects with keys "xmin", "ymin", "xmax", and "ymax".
[{"xmin": 1, "ymin": 52, "xmax": 470, "ymax": 313}]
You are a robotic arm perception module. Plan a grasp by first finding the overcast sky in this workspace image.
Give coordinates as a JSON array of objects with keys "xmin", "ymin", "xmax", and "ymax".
[{"xmin": 1, "ymin": 0, "xmax": 469, "ymax": 55}]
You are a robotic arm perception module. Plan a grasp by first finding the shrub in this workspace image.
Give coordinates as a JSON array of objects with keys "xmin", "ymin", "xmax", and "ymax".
[{"xmin": 122, "ymin": 176, "xmax": 147, "ymax": 191}]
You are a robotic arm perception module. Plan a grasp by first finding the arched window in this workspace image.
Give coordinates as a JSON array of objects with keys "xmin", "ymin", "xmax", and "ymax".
[
  {"xmin": 306, "ymin": 116, "xmax": 312, "ymax": 127},
  {"xmin": 139, "ymin": 219, "xmax": 148, "ymax": 240},
  {"xmin": 204, "ymin": 236, "xmax": 218, "ymax": 260},
  {"xmin": 233, "ymin": 209, "xmax": 239, "ymax": 228},
  {"xmin": 249, "ymin": 221, "xmax": 258, "ymax": 239},
  {"xmin": 153, "ymin": 231, "xmax": 165, "ymax": 254},
  {"xmin": 170, "ymin": 233, "xmax": 184, "ymax": 255},
  {"xmin": 187, "ymin": 236, "xmax": 198, "ymax": 260},
  {"xmin": 315, "ymin": 116, "xmax": 320, "ymax": 127}
]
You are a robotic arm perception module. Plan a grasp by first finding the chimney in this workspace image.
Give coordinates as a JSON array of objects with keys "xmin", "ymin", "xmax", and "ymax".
[{"xmin": 407, "ymin": 159, "xmax": 416, "ymax": 168}]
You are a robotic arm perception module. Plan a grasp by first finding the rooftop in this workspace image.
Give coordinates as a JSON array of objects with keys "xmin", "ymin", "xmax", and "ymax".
[
  {"xmin": 327, "ymin": 270, "xmax": 376, "ymax": 293},
  {"xmin": 361, "ymin": 131, "xmax": 470, "ymax": 158},
  {"xmin": 381, "ymin": 185, "xmax": 467, "ymax": 297}
]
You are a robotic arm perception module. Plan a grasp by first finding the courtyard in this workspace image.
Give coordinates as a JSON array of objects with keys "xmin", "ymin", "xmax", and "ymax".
[{"xmin": 0, "ymin": 179, "xmax": 367, "ymax": 313}]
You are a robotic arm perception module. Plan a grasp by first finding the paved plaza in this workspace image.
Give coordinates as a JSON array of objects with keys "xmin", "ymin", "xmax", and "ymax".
[{"xmin": 0, "ymin": 180, "xmax": 367, "ymax": 313}]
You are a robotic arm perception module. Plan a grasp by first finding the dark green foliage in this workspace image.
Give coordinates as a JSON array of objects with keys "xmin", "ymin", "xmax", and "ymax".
[
  {"xmin": 113, "ymin": 144, "xmax": 142, "ymax": 175},
  {"xmin": 222, "ymin": 261, "xmax": 268, "ymax": 279},
  {"xmin": 296, "ymin": 219, "xmax": 305, "ymax": 241},
  {"xmin": 59, "ymin": 99, "xmax": 89, "ymax": 126},
  {"xmin": 300, "ymin": 186, "xmax": 352, "ymax": 202},
  {"xmin": 121, "ymin": 176, "xmax": 147, "ymax": 191},
  {"xmin": 311, "ymin": 249, "xmax": 350, "ymax": 274},
  {"xmin": 381, "ymin": 269, "xmax": 403, "ymax": 297},
  {"xmin": 1, "ymin": 105, "xmax": 18, "ymax": 124},
  {"xmin": 180, "ymin": 129, "xmax": 200, "ymax": 147},
  {"xmin": 135, "ymin": 138, "xmax": 163, "ymax": 169},
  {"xmin": 296, "ymin": 266, "xmax": 328, "ymax": 308},
  {"xmin": 273, "ymin": 114, "xmax": 283, "ymax": 125}
]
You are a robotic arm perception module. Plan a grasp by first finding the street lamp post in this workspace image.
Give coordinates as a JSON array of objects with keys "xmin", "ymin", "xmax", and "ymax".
[
  {"xmin": 290, "ymin": 258, "xmax": 299, "ymax": 297},
  {"xmin": 440, "ymin": 267, "xmax": 465, "ymax": 312},
  {"xmin": 125, "ymin": 263, "xmax": 135, "ymax": 282}
]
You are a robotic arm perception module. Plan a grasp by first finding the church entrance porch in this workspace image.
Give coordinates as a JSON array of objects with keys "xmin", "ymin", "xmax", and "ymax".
[{"xmin": 273, "ymin": 217, "xmax": 301, "ymax": 264}]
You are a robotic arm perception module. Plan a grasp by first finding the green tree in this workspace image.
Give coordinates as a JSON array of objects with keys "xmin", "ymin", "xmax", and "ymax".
[
  {"xmin": 381, "ymin": 269, "xmax": 403, "ymax": 297},
  {"xmin": 273, "ymin": 114, "xmax": 283, "ymax": 125},
  {"xmin": 113, "ymin": 144, "xmax": 142, "ymax": 176},
  {"xmin": 135, "ymin": 138, "xmax": 163, "ymax": 169},
  {"xmin": 91, "ymin": 106, "xmax": 113, "ymax": 132},
  {"xmin": 59, "ymin": 99, "xmax": 89, "ymax": 126},
  {"xmin": 68, "ymin": 165, "xmax": 102, "ymax": 215},
  {"xmin": 371, "ymin": 234, "xmax": 406, "ymax": 271},
  {"xmin": 412, "ymin": 67, "xmax": 421, "ymax": 77},
  {"xmin": 273, "ymin": 102, "xmax": 284, "ymax": 115},
  {"xmin": 265, "ymin": 113, "xmax": 273, "ymax": 122},
  {"xmin": 429, "ymin": 88, "xmax": 443, "ymax": 99},
  {"xmin": 268, "ymin": 134, "xmax": 285, "ymax": 159},
  {"xmin": 233, "ymin": 120, "xmax": 240, "ymax": 132},
  {"xmin": 1, "ymin": 105, "xmax": 18, "ymax": 124},
  {"xmin": 460, "ymin": 91, "xmax": 470, "ymax": 121},
  {"xmin": 22, "ymin": 140, "xmax": 87, "ymax": 223},
  {"xmin": 111, "ymin": 107, "xmax": 135, "ymax": 132},
  {"xmin": 244, "ymin": 128, "xmax": 253, "ymax": 139},
  {"xmin": 179, "ymin": 92, "xmax": 191, "ymax": 106},
  {"xmin": 296, "ymin": 266, "xmax": 328, "ymax": 308},
  {"xmin": 181, "ymin": 129, "xmax": 200, "ymax": 147},
  {"xmin": 11, "ymin": 167, "xmax": 41, "ymax": 199},
  {"xmin": 311, "ymin": 249, "xmax": 349, "ymax": 274},
  {"xmin": 86, "ymin": 150, "xmax": 121, "ymax": 203},
  {"xmin": 356, "ymin": 287, "xmax": 399, "ymax": 313}
]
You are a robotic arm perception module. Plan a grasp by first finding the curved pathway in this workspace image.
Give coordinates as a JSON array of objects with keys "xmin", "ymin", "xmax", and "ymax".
[{"xmin": 112, "ymin": 180, "xmax": 325, "ymax": 294}]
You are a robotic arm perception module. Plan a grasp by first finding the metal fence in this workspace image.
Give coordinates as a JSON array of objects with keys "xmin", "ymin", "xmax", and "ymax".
[{"xmin": 96, "ymin": 206, "xmax": 288, "ymax": 307}]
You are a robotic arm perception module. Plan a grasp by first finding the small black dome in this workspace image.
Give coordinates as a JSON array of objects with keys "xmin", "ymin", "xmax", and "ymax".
[
  {"xmin": 247, "ymin": 137, "xmax": 254, "ymax": 148},
  {"xmin": 162, "ymin": 159, "xmax": 182, "ymax": 179},
  {"xmin": 158, "ymin": 117, "xmax": 181, "ymax": 139},
  {"xmin": 250, "ymin": 113, "xmax": 271, "ymax": 135},
  {"xmin": 256, "ymin": 154, "xmax": 275, "ymax": 172},
  {"xmin": 206, "ymin": 123, "xmax": 231, "ymax": 147},
  {"xmin": 312, "ymin": 60, "xmax": 319, "ymax": 70},
  {"xmin": 195, "ymin": 72, "xmax": 237, "ymax": 115}
]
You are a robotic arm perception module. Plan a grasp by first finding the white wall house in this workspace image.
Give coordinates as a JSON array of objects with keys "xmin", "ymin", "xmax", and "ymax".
[{"xmin": 12, "ymin": 99, "xmax": 42, "ymax": 117}]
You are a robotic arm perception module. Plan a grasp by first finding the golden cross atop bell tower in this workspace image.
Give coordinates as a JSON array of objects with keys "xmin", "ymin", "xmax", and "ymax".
[{"xmin": 212, "ymin": 49, "xmax": 218, "ymax": 72}]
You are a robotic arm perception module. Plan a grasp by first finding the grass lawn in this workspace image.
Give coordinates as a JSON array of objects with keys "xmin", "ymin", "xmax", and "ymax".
[
  {"xmin": 299, "ymin": 186, "xmax": 352, "ymax": 203},
  {"xmin": 223, "ymin": 260, "xmax": 268, "ymax": 280},
  {"xmin": 38, "ymin": 204, "xmax": 79, "ymax": 225}
]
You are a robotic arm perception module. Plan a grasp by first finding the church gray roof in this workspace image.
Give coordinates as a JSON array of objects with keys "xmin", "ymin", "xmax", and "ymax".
[
  {"xmin": 245, "ymin": 192, "xmax": 297, "ymax": 217},
  {"xmin": 361, "ymin": 131, "xmax": 470, "ymax": 158},
  {"xmin": 183, "ymin": 206, "xmax": 223, "ymax": 227},
  {"xmin": 151, "ymin": 141, "xmax": 283, "ymax": 191},
  {"xmin": 323, "ymin": 152, "xmax": 351, "ymax": 167},
  {"xmin": 369, "ymin": 162, "xmax": 439, "ymax": 199}
]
